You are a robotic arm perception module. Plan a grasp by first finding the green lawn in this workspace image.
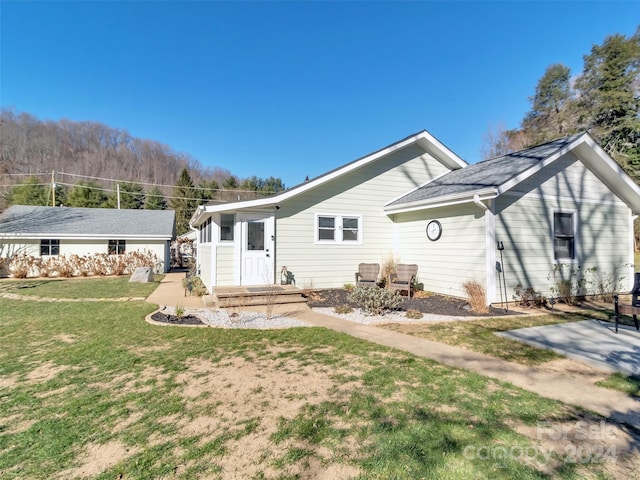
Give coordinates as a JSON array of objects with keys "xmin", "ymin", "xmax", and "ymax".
[
  {"xmin": 0, "ymin": 282, "xmax": 631, "ymax": 479},
  {"xmin": 381, "ymin": 310, "xmax": 640, "ymax": 398},
  {"xmin": 0, "ymin": 275, "xmax": 163, "ymax": 299},
  {"xmin": 381, "ymin": 312, "xmax": 610, "ymax": 366}
]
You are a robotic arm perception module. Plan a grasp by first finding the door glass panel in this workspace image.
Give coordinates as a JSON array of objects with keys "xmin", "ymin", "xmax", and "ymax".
[{"xmin": 247, "ymin": 221, "xmax": 265, "ymax": 251}]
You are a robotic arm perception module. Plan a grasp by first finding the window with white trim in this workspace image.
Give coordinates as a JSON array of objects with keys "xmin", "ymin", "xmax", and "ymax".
[
  {"xmin": 220, "ymin": 214, "xmax": 235, "ymax": 242},
  {"xmin": 553, "ymin": 211, "xmax": 575, "ymax": 260},
  {"xmin": 316, "ymin": 214, "xmax": 362, "ymax": 244},
  {"xmin": 199, "ymin": 217, "xmax": 212, "ymax": 243},
  {"xmin": 40, "ymin": 239, "xmax": 59, "ymax": 256}
]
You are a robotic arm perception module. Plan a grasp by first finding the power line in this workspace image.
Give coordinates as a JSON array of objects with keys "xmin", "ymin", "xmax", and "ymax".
[
  {"xmin": 55, "ymin": 181, "xmax": 208, "ymax": 201},
  {"xmin": 56, "ymin": 171, "xmax": 278, "ymax": 195}
]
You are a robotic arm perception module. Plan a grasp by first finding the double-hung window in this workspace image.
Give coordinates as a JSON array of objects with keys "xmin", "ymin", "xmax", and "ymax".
[
  {"xmin": 40, "ymin": 239, "xmax": 59, "ymax": 256},
  {"xmin": 553, "ymin": 211, "xmax": 575, "ymax": 260},
  {"xmin": 316, "ymin": 214, "xmax": 362, "ymax": 244},
  {"xmin": 108, "ymin": 239, "xmax": 126, "ymax": 255},
  {"xmin": 220, "ymin": 214, "xmax": 235, "ymax": 242}
]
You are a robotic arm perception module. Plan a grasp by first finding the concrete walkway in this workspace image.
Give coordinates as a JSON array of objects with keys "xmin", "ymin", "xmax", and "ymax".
[
  {"xmin": 146, "ymin": 278, "xmax": 640, "ymax": 428},
  {"xmin": 145, "ymin": 271, "xmax": 205, "ymax": 309}
]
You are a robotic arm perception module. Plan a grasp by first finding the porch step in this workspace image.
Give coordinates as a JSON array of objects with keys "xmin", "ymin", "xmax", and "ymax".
[{"xmin": 212, "ymin": 285, "xmax": 307, "ymax": 308}]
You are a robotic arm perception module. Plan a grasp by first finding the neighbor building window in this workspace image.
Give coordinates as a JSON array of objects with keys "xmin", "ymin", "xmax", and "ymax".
[
  {"xmin": 40, "ymin": 239, "xmax": 59, "ymax": 256},
  {"xmin": 316, "ymin": 214, "xmax": 362, "ymax": 244},
  {"xmin": 220, "ymin": 214, "xmax": 235, "ymax": 241},
  {"xmin": 553, "ymin": 211, "xmax": 575, "ymax": 260},
  {"xmin": 108, "ymin": 239, "xmax": 126, "ymax": 255}
]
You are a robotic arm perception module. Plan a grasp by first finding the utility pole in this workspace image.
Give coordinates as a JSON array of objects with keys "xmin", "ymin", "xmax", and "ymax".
[
  {"xmin": 51, "ymin": 170, "xmax": 56, "ymax": 207},
  {"xmin": 117, "ymin": 184, "xmax": 121, "ymax": 209}
]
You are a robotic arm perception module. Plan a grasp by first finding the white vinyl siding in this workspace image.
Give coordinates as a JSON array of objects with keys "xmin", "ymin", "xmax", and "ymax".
[
  {"xmin": 198, "ymin": 244, "xmax": 213, "ymax": 292},
  {"xmin": 495, "ymin": 195, "xmax": 632, "ymax": 302},
  {"xmin": 512, "ymin": 153, "xmax": 621, "ymax": 202},
  {"xmin": 0, "ymin": 239, "xmax": 170, "ymax": 273},
  {"xmin": 393, "ymin": 204, "xmax": 487, "ymax": 299},
  {"xmin": 275, "ymin": 144, "xmax": 450, "ymax": 288},
  {"xmin": 216, "ymin": 244, "xmax": 237, "ymax": 285}
]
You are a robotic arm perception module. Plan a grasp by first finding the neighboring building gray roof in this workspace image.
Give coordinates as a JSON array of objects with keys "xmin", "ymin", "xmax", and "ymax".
[
  {"xmin": 0, "ymin": 205, "xmax": 175, "ymax": 238},
  {"xmin": 387, "ymin": 133, "xmax": 586, "ymax": 207}
]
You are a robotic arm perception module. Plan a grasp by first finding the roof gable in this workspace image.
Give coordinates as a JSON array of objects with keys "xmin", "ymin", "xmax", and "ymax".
[
  {"xmin": 0, "ymin": 206, "xmax": 176, "ymax": 238},
  {"xmin": 385, "ymin": 133, "xmax": 640, "ymax": 214},
  {"xmin": 191, "ymin": 130, "xmax": 466, "ymax": 225}
]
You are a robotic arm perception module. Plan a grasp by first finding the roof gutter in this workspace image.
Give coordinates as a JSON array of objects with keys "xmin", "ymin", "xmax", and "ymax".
[{"xmin": 385, "ymin": 188, "xmax": 498, "ymax": 215}]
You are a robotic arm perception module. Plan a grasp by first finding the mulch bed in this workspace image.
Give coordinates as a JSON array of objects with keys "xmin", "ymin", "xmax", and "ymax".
[
  {"xmin": 150, "ymin": 311, "xmax": 205, "ymax": 325},
  {"xmin": 305, "ymin": 289, "xmax": 512, "ymax": 317}
]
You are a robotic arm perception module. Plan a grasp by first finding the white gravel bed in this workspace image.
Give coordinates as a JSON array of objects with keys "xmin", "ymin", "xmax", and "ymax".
[
  {"xmin": 164, "ymin": 306, "xmax": 311, "ymax": 329},
  {"xmin": 312, "ymin": 307, "xmax": 482, "ymax": 324}
]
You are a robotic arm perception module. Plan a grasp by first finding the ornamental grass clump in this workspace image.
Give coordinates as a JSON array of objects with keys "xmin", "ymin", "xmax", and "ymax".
[
  {"xmin": 462, "ymin": 280, "xmax": 489, "ymax": 314},
  {"xmin": 347, "ymin": 286, "xmax": 402, "ymax": 316}
]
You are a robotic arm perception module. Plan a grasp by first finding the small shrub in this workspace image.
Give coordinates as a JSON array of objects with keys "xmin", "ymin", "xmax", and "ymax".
[
  {"xmin": 182, "ymin": 276, "xmax": 208, "ymax": 296},
  {"xmin": 347, "ymin": 286, "xmax": 402, "ymax": 316},
  {"xmin": 586, "ymin": 266, "xmax": 625, "ymax": 303},
  {"xmin": 56, "ymin": 259, "xmax": 75, "ymax": 278},
  {"xmin": 405, "ymin": 309, "xmax": 423, "ymax": 319},
  {"xmin": 175, "ymin": 305, "xmax": 185, "ymax": 318},
  {"xmin": 513, "ymin": 284, "xmax": 547, "ymax": 308},
  {"xmin": 39, "ymin": 258, "xmax": 54, "ymax": 278},
  {"xmin": 462, "ymin": 280, "xmax": 489, "ymax": 314},
  {"xmin": 334, "ymin": 304, "xmax": 353, "ymax": 314},
  {"xmin": 548, "ymin": 264, "xmax": 585, "ymax": 305},
  {"xmin": 343, "ymin": 283, "xmax": 355, "ymax": 292},
  {"xmin": 9, "ymin": 254, "xmax": 35, "ymax": 278}
]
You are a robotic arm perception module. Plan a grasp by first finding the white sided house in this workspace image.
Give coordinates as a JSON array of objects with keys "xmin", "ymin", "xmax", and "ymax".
[
  {"xmin": 0, "ymin": 206, "xmax": 175, "ymax": 273},
  {"xmin": 190, "ymin": 131, "xmax": 640, "ymax": 304}
]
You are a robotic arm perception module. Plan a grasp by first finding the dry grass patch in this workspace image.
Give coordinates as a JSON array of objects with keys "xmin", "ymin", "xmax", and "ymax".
[
  {"xmin": 56, "ymin": 440, "xmax": 140, "ymax": 480},
  {"xmin": 26, "ymin": 360, "xmax": 70, "ymax": 383}
]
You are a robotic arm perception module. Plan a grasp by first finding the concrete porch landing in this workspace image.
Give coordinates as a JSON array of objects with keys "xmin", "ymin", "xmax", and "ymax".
[{"xmin": 208, "ymin": 284, "xmax": 307, "ymax": 308}]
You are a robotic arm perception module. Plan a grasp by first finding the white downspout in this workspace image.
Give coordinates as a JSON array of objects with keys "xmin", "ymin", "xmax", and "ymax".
[{"xmin": 474, "ymin": 195, "xmax": 495, "ymax": 307}]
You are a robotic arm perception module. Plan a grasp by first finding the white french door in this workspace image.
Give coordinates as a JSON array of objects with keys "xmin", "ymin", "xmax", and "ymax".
[{"xmin": 239, "ymin": 213, "xmax": 274, "ymax": 285}]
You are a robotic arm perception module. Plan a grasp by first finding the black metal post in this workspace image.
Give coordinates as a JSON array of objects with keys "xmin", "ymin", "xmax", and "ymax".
[
  {"xmin": 614, "ymin": 295, "xmax": 619, "ymax": 333},
  {"xmin": 497, "ymin": 241, "xmax": 508, "ymax": 312}
]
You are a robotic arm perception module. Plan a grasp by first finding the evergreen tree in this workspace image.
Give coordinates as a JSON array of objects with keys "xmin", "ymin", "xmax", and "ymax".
[
  {"xmin": 575, "ymin": 29, "xmax": 640, "ymax": 181},
  {"xmin": 66, "ymin": 181, "xmax": 109, "ymax": 208},
  {"xmin": 170, "ymin": 168, "xmax": 198, "ymax": 235},
  {"xmin": 522, "ymin": 63, "xmax": 575, "ymax": 145},
  {"xmin": 8, "ymin": 176, "xmax": 49, "ymax": 206},
  {"xmin": 197, "ymin": 179, "xmax": 219, "ymax": 202},
  {"xmin": 145, "ymin": 186, "xmax": 167, "ymax": 210},
  {"xmin": 106, "ymin": 182, "xmax": 145, "ymax": 209},
  {"xmin": 261, "ymin": 176, "xmax": 285, "ymax": 194},
  {"xmin": 223, "ymin": 176, "xmax": 239, "ymax": 189}
]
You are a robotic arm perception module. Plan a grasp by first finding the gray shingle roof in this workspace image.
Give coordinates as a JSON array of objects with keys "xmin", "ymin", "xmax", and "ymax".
[
  {"xmin": 0, "ymin": 206, "xmax": 175, "ymax": 238},
  {"xmin": 387, "ymin": 133, "xmax": 585, "ymax": 207}
]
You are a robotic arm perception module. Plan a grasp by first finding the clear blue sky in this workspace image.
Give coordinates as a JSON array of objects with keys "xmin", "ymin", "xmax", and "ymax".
[{"xmin": 2, "ymin": 1, "xmax": 638, "ymax": 188}]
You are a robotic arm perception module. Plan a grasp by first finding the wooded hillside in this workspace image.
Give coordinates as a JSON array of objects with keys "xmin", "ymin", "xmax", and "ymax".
[
  {"xmin": 0, "ymin": 109, "xmax": 234, "ymax": 188},
  {"xmin": 0, "ymin": 109, "xmax": 286, "ymax": 222}
]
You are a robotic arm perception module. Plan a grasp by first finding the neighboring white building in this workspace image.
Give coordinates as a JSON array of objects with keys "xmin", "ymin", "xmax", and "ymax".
[
  {"xmin": 0, "ymin": 206, "xmax": 175, "ymax": 273},
  {"xmin": 190, "ymin": 131, "xmax": 640, "ymax": 304}
]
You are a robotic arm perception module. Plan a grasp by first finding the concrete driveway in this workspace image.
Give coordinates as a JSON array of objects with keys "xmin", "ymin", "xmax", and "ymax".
[{"xmin": 498, "ymin": 319, "xmax": 640, "ymax": 377}]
